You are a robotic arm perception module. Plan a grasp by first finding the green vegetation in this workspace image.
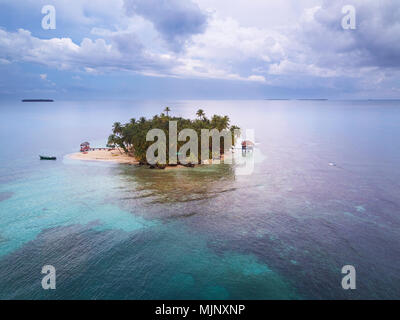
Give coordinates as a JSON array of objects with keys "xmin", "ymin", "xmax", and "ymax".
[{"xmin": 107, "ymin": 108, "xmax": 240, "ymax": 165}]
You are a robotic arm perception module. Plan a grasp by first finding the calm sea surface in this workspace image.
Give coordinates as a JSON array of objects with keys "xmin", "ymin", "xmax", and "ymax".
[{"xmin": 0, "ymin": 100, "xmax": 399, "ymax": 299}]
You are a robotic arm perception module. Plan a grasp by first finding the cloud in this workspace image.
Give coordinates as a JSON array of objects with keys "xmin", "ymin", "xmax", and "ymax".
[
  {"xmin": 268, "ymin": 60, "xmax": 338, "ymax": 78},
  {"xmin": 297, "ymin": 0, "xmax": 400, "ymax": 70},
  {"xmin": 169, "ymin": 15, "xmax": 286, "ymax": 82},
  {"xmin": 10, "ymin": 0, "xmax": 125, "ymax": 26},
  {"xmin": 270, "ymin": 0, "xmax": 400, "ymax": 94},
  {"xmin": 124, "ymin": 0, "xmax": 208, "ymax": 51},
  {"xmin": 0, "ymin": 0, "xmax": 400, "ymax": 97},
  {"xmin": 0, "ymin": 28, "xmax": 175, "ymax": 75},
  {"xmin": 0, "ymin": 23, "xmax": 269, "ymax": 83}
]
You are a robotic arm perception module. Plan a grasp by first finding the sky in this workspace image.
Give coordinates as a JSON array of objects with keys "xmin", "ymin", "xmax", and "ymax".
[{"xmin": 0, "ymin": 0, "xmax": 399, "ymax": 100}]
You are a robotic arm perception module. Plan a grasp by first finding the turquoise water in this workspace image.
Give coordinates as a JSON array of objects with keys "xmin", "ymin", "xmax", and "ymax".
[{"xmin": 0, "ymin": 100, "xmax": 400, "ymax": 299}]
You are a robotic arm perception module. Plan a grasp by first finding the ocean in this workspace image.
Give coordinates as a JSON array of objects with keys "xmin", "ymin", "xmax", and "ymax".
[{"xmin": 0, "ymin": 100, "xmax": 399, "ymax": 299}]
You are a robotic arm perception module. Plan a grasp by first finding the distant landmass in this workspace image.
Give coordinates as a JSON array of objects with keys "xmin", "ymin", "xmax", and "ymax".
[
  {"xmin": 264, "ymin": 98, "xmax": 328, "ymax": 101},
  {"xmin": 22, "ymin": 99, "xmax": 54, "ymax": 102},
  {"xmin": 296, "ymin": 99, "xmax": 328, "ymax": 101}
]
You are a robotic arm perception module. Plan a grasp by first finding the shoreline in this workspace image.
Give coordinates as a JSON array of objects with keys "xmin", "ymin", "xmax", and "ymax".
[
  {"xmin": 67, "ymin": 149, "xmax": 140, "ymax": 165},
  {"xmin": 67, "ymin": 149, "xmax": 226, "ymax": 168}
]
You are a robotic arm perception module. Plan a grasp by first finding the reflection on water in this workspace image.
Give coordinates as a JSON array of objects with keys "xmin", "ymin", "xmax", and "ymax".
[{"xmin": 119, "ymin": 164, "xmax": 236, "ymax": 204}]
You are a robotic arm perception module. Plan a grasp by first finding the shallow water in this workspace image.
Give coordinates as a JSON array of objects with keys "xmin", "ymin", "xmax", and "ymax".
[{"xmin": 0, "ymin": 100, "xmax": 399, "ymax": 299}]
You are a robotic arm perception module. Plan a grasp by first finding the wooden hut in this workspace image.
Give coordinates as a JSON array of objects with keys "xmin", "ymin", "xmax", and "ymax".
[
  {"xmin": 80, "ymin": 141, "xmax": 90, "ymax": 152},
  {"xmin": 241, "ymin": 140, "xmax": 254, "ymax": 151}
]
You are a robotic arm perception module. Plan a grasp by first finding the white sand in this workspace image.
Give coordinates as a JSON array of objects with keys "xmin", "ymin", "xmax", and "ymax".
[
  {"xmin": 68, "ymin": 149, "xmax": 226, "ymax": 168},
  {"xmin": 67, "ymin": 149, "xmax": 139, "ymax": 164}
]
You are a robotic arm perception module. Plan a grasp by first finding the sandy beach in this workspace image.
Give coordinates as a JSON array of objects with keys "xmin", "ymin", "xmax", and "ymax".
[
  {"xmin": 68, "ymin": 149, "xmax": 139, "ymax": 164},
  {"xmin": 68, "ymin": 149, "xmax": 227, "ymax": 168}
]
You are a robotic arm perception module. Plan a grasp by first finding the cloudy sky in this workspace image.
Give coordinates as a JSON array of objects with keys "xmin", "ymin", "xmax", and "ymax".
[{"xmin": 0, "ymin": 0, "xmax": 399, "ymax": 99}]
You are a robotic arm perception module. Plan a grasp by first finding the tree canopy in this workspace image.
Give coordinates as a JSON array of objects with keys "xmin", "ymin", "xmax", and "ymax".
[{"xmin": 108, "ymin": 109, "xmax": 240, "ymax": 165}]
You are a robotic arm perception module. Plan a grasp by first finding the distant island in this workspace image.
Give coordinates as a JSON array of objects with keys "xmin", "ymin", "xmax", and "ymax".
[
  {"xmin": 22, "ymin": 99, "xmax": 54, "ymax": 102},
  {"xmin": 296, "ymin": 99, "xmax": 328, "ymax": 101}
]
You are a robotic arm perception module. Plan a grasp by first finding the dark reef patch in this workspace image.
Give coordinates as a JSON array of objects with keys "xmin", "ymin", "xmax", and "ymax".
[{"xmin": 0, "ymin": 192, "xmax": 14, "ymax": 202}]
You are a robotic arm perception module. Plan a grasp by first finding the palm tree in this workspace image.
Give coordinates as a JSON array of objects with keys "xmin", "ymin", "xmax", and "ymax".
[
  {"xmin": 108, "ymin": 134, "xmax": 123, "ymax": 154},
  {"xmin": 107, "ymin": 134, "xmax": 116, "ymax": 147},
  {"xmin": 196, "ymin": 109, "xmax": 205, "ymax": 120},
  {"xmin": 211, "ymin": 115, "xmax": 222, "ymax": 130},
  {"xmin": 164, "ymin": 107, "xmax": 171, "ymax": 117},
  {"xmin": 112, "ymin": 122, "xmax": 122, "ymax": 135},
  {"xmin": 221, "ymin": 115, "xmax": 230, "ymax": 128},
  {"xmin": 230, "ymin": 125, "xmax": 241, "ymax": 145}
]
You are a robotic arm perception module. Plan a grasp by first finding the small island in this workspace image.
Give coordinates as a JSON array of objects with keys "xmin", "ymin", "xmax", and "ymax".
[
  {"xmin": 69, "ymin": 108, "xmax": 240, "ymax": 169},
  {"xmin": 22, "ymin": 99, "xmax": 54, "ymax": 102}
]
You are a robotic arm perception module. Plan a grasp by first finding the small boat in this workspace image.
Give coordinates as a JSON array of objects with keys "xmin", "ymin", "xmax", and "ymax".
[{"xmin": 40, "ymin": 155, "xmax": 57, "ymax": 160}]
